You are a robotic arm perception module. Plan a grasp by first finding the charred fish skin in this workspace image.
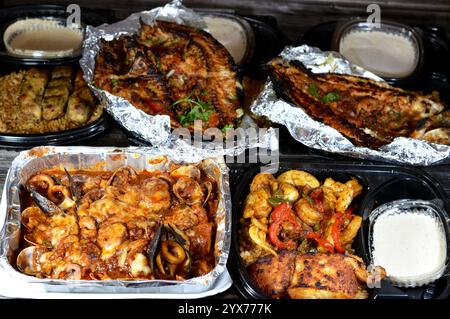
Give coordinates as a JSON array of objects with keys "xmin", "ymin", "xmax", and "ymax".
[
  {"xmin": 267, "ymin": 57, "xmax": 450, "ymax": 148},
  {"xmin": 267, "ymin": 58, "xmax": 385, "ymax": 148},
  {"xmin": 94, "ymin": 20, "xmax": 241, "ymax": 131}
]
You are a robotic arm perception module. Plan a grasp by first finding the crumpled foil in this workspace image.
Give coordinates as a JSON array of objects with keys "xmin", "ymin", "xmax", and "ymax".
[
  {"xmin": 251, "ymin": 45, "xmax": 450, "ymax": 165},
  {"xmin": 0, "ymin": 146, "xmax": 231, "ymax": 295},
  {"xmin": 80, "ymin": 0, "xmax": 278, "ymax": 157}
]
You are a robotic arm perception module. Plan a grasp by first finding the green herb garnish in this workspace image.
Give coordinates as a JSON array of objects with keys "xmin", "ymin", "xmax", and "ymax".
[
  {"xmin": 111, "ymin": 79, "xmax": 118, "ymax": 87},
  {"xmin": 308, "ymin": 83, "xmax": 320, "ymax": 98},
  {"xmin": 321, "ymin": 91, "xmax": 340, "ymax": 103},
  {"xmin": 156, "ymin": 36, "xmax": 164, "ymax": 44},
  {"xmin": 174, "ymin": 96, "xmax": 215, "ymax": 127},
  {"xmin": 221, "ymin": 124, "xmax": 234, "ymax": 133}
]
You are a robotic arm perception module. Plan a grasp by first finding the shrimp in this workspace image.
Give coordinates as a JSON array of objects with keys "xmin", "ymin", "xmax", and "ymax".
[
  {"xmin": 277, "ymin": 170, "xmax": 320, "ymax": 189},
  {"xmin": 294, "ymin": 198, "xmax": 323, "ymax": 226},
  {"xmin": 243, "ymin": 188, "xmax": 272, "ymax": 219},
  {"xmin": 277, "ymin": 182, "xmax": 299, "ymax": 203},
  {"xmin": 250, "ymin": 173, "xmax": 278, "ymax": 193}
]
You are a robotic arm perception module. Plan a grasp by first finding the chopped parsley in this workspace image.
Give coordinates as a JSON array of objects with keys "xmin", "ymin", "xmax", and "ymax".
[
  {"xmin": 111, "ymin": 78, "xmax": 118, "ymax": 87},
  {"xmin": 308, "ymin": 83, "xmax": 320, "ymax": 98},
  {"xmin": 221, "ymin": 124, "xmax": 234, "ymax": 133},
  {"xmin": 321, "ymin": 91, "xmax": 340, "ymax": 103},
  {"xmin": 174, "ymin": 96, "xmax": 215, "ymax": 127}
]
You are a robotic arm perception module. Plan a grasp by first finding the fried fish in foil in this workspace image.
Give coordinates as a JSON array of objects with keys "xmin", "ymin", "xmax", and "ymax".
[
  {"xmin": 94, "ymin": 20, "xmax": 242, "ymax": 131},
  {"xmin": 267, "ymin": 57, "xmax": 450, "ymax": 148}
]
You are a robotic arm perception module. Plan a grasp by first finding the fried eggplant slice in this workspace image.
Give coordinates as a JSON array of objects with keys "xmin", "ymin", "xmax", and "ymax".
[
  {"xmin": 18, "ymin": 68, "xmax": 49, "ymax": 121},
  {"xmin": 67, "ymin": 87, "xmax": 95, "ymax": 124},
  {"xmin": 51, "ymin": 66, "xmax": 74, "ymax": 80},
  {"xmin": 267, "ymin": 57, "xmax": 449, "ymax": 147}
]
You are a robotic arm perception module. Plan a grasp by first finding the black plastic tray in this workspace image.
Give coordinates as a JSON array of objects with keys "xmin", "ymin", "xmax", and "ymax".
[
  {"xmin": 0, "ymin": 4, "xmax": 113, "ymax": 69},
  {"xmin": 227, "ymin": 155, "xmax": 450, "ymax": 299},
  {"xmin": 0, "ymin": 114, "xmax": 111, "ymax": 149}
]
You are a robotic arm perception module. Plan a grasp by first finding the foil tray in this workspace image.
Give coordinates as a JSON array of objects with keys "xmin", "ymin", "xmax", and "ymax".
[{"xmin": 0, "ymin": 146, "xmax": 232, "ymax": 297}]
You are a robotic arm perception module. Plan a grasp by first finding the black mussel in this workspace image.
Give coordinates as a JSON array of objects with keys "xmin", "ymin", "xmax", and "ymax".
[{"xmin": 27, "ymin": 186, "xmax": 64, "ymax": 216}]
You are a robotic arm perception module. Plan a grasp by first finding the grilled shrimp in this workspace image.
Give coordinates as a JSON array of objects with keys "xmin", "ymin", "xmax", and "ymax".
[
  {"xmin": 250, "ymin": 173, "xmax": 278, "ymax": 193},
  {"xmin": 277, "ymin": 170, "xmax": 320, "ymax": 189},
  {"xmin": 243, "ymin": 188, "xmax": 272, "ymax": 219}
]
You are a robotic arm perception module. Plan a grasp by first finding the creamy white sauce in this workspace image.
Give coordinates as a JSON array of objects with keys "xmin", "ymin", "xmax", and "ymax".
[
  {"xmin": 372, "ymin": 211, "xmax": 447, "ymax": 281},
  {"xmin": 204, "ymin": 16, "xmax": 247, "ymax": 64},
  {"xmin": 11, "ymin": 28, "xmax": 82, "ymax": 52},
  {"xmin": 340, "ymin": 30, "xmax": 418, "ymax": 78}
]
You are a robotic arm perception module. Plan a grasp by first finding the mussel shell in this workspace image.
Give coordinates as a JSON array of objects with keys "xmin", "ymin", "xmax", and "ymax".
[
  {"xmin": 201, "ymin": 181, "xmax": 213, "ymax": 206},
  {"xmin": 107, "ymin": 166, "xmax": 138, "ymax": 187},
  {"xmin": 27, "ymin": 186, "xmax": 63, "ymax": 216},
  {"xmin": 16, "ymin": 246, "xmax": 44, "ymax": 275},
  {"xmin": 20, "ymin": 206, "xmax": 45, "ymax": 231},
  {"xmin": 172, "ymin": 177, "xmax": 204, "ymax": 206},
  {"xmin": 170, "ymin": 165, "xmax": 201, "ymax": 181},
  {"xmin": 64, "ymin": 168, "xmax": 80, "ymax": 208}
]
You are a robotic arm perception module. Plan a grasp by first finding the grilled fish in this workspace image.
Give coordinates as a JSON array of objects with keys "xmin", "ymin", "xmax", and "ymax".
[
  {"xmin": 248, "ymin": 251, "xmax": 386, "ymax": 299},
  {"xmin": 267, "ymin": 57, "xmax": 449, "ymax": 148},
  {"xmin": 94, "ymin": 20, "xmax": 242, "ymax": 130}
]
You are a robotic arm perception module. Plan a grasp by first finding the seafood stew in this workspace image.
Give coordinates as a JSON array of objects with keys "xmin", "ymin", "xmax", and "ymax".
[
  {"xmin": 17, "ymin": 164, "xmax": 219, "ymax": 281},
  {"xmin": 239, "ymin": 169, "xmax": 386, "ymax": 299}
]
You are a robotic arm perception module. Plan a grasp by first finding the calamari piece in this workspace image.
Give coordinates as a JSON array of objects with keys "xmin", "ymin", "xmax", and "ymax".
[{"xmin": 248, "ymin": 224, "xmax": 277, "ymax": 256}]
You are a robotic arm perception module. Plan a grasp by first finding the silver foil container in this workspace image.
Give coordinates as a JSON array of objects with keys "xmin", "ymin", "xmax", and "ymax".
[
  {"xmin": 0, "ymin": 146, "xmax": 231, "ymax": 296},
  {"xmin": 251, "ymin": 45, "xmax": 450, "ymax": 165},
  {"xmin": 80, "ymin": 0, "xmax": 278, "ymax": 157}
]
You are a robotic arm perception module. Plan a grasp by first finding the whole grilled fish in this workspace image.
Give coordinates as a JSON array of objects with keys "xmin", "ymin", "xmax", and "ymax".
[
  {"xmin": 94, "ymin": 20, "xmax": 242, "ymax": 131},
  {"xmin": 267, "ymin": 57, "xmax": 449, "ymax": 148}
]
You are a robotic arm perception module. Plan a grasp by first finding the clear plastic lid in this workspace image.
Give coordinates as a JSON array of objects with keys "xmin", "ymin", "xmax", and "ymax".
[
  {"xmin": 369, "ymin": 199, "xmax": 449, "ymax": 288},
  {"xmin": 3, "ymin": 17, "xmax": 83, "ymax": 59}
]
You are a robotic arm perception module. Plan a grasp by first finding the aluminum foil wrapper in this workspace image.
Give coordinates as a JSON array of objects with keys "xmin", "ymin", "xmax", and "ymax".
[
  {"xmin": 0, "ymin": 146, "xmax": 231, "ymax": 295},
  {"xmin": 251, "ymin": 45, "xmax": 450, "ymax": 165},
  {"xmin": 80, "ymin": 0, "xmax": 278, "ymax": 157}
]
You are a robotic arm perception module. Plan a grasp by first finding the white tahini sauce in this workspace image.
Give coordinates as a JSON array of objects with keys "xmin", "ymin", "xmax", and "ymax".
[
  {"xmin": 204, "ymin": 16, "xmax": 248, "ymax": 64},
  {"xmin": 340, "ymin": 30, "xmax": 418, "ymax": 78},
  {"xmin": 372, "ymin": 211, "xmax": 447, "ymax": 281},
  {"xmin": 11, "ymin": 29, "xmax": 82, "ymax": 52}
]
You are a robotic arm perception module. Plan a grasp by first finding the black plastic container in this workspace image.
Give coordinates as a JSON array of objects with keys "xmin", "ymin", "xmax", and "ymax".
[
  {"xmin": 228, "ymin": 155, "xmax": 450, "ymax": 299},
  {"xmin": 0, "ymin": 4, "xmax": 113, "ymax": 69}
]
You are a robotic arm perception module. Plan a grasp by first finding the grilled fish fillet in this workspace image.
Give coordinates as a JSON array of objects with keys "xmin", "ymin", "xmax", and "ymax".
[
  {"xmin": 267, "ymin": 58, "xmax": 449, "ymax": 148},
  {"xmin": 94, "ymin": 20, "xmax": 241, "ymax": 130},
  {"xmin": 248, "ymin": 252, "xmax": 386, "ymax": 299}
]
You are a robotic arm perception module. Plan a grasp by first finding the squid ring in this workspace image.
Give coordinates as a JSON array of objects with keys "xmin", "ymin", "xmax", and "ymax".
[
  {"xmin": 28, "ymin": 174, "xmax": 55, "ymax": 191},
  {"xmin": 47, "ymin": 185, "xmax": 71, "ymax": 204},
  {"xmin": 161, "ymin": 240, "xmax": 186, "ymax": 265}
]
